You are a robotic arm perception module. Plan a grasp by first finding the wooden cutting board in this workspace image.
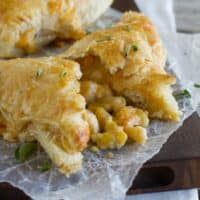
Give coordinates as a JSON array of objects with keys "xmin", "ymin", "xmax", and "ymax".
[
  {"xmin": 0, "ymin": 0, "xmax": 200, "ymax": 199},
  {"xmin": 129, "ymin": 113, "xmax": 200, "ymax": 194}
]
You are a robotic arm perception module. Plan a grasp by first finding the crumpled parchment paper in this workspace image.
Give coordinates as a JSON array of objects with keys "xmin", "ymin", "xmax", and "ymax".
[{"xmin": 0, "ymin": 6, "xmax": 200, "ymax": 200}]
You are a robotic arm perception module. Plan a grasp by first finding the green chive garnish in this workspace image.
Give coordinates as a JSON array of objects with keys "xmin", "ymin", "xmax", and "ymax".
[
  {"xmin": 61, "ymin": 70, "xmax": 67, "ymax": 78},
  {"xmin": 38, "ymin": 161, "xmax": 52, "ymax": 172},
  {"xmin": 194, "ymin": 83, "xmax": 200, "ymax": 88},
  {"xmin": 15, "ymin": 142, "xmax": 37, "ymax": 163},
  {"xmin": 124, "ymin": 25, "xmax": 131, "ymax": 32},
  {"xmin": 174, "ymin": 89, "xmax": 191, "ymax": 100},
  {"xmin": 35, "ymin": 69, "xmax": 42, "ymax": 78},
  {"xmin": 125, "ymin": 44, "xmax": 138, "ymax": 56},
  {"xmin": 125, "ymin": 47, "xmax": 129, "ymax": 57},
  {"xmin": 131, "ymin": 45, "xmax": 138, "ymax": 51},
  {"xmin": 86, "ymin": 30, "xmax": 92, "ymax": 35}
]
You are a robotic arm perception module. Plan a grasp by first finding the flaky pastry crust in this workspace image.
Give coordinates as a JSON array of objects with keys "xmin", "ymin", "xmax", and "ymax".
[
  {"xmin": 61, "ymin": 12, "xmax": 181, "ymax": 121},
  {"xmin": 0, "ymin": 0, "xmax": 113, "ymax": 58},
  {"xmin": 0, "ymin": 57, "xmax": 91, "ymax": 175}
]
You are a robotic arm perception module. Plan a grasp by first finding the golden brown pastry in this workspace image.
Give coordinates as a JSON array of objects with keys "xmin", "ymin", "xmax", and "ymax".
[
  {"xmin": 0, "ymin": 57, "xmax": 91, "ymax": 174},
  {"xmin": 60, "ymin": 12, "xmax": 181, "ymax": 121},
  {"xmin": 0, "ymin": 0, "xmax": 113, "ymax": 58}
]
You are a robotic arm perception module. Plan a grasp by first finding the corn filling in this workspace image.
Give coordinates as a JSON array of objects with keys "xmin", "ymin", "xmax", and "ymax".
[{"xmin": 81, "ymin": 81, "xmax": 149, "ymax": 150}]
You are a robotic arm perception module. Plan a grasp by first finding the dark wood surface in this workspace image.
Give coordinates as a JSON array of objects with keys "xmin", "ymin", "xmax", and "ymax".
[
  {"xmin": 129, "ymin": 158, "xmax": 200, "ymax": 194},
  {"xmin": 129, "ymin": 114, "xmax": 200, "ymax": 194},
  {"xmin": 0, "ymin": 0, "xmax": 200, "ymax": 199},
  {"xmin": 112, "ymin": 0, "xmax": 138, "ymax": 11},
  {"xmin": 151, "ymin": 113, "xmax": 200, "ymax": 162},
  {"xmin": 0, "ymin": 183, "xmax": 30, "ymax": 200}
]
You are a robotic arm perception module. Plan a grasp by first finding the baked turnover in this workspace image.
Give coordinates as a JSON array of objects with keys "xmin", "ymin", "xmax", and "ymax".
[
  {"xmin": 60, "ymin": 12, "xmax": 181, "ymax": 121},
  {"xmin": 0, "ymin": 10, "xmax": 181, "ymax": 175},
  {"xmin": 0, "ymin": 57, "xmax": 91, "ymax": 174},
  {"xmin": 0, "ymin": 0, "xmax": 113, "ymax": 58}
]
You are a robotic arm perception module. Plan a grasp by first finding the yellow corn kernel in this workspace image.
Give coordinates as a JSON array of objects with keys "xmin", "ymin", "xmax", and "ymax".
[
  {"xmin": 115, "ymin": 106, "xmax": 149, "ymax": 127},
  {"xmin": 105, "ymin": 121, "xmax": 128, "ymax": 148},
  {"xmin": 125, "ymin": 126, "xmax": 148, "ymax": 144},
  {"xmin": 106, "ymin": 121, "xmax": 120, "ymax": 132},
  {"xmin": 90, "ymin": 146, "xmax": 100, "ymax": 153},
  {"xmin": 115, "ymin": 131, "xmax": 128, "ymax": 148},
  {"xmin": 106, "ymin": 152, "xmax": 114, "ymax": 159},
  {"xmin": 89, "ymin": 106, "xmax": 128, "ymax": 150},
  {"xmin": 92, "ymin": 132, "xmax": 115, "ymax": 149},
  {"xmin": 91, "ymin": 127, "xmax": 127, "ymax": 150},
  {"xmin": 89, "ymin": 106, "xmax": 112, "ymax": 129}
]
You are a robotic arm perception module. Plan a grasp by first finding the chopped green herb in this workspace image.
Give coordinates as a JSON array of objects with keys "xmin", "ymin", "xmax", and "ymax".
[
  {"xmin": 86, "ymin": 30, "xmax": 92, "ymax": 35},
  {"xmin": 194, "ymin": 83, "xmax": 200, "ymax": 88},
  {"xmin": 131, "ymin": 45, "xmax": 138, "ymax": 51},
  {"xmin": 174, "ymin": 89, "xmax": 191, "ymax": 100},
  {"xmin": 125, "ymin": 44, "xmax": 138, "ymax": 56},
  {"xmin": 60, "ymin": 70, "xmax": 67, "ymax": 78},
  {"xmin": 125, "ymin": 47, "xmax": 130, "ymax": 56},
  {"xmin": 38, "ymin": 161, "xmax": 52, "ymax": 172},
  {"xmin": 15, "ymin": 142, "xmax": 37, "ymax": 163},
  {"xmin": 97, "ymin": 35, "xmax": 112, "ymax": 42},
  {"xmin": 124, "ymin": 25, "xmax": 131, "ymax": 32},
  {"xmin": 104, "ymin": 35, "xmax": 112, "ymax": 41},
  {"xmin": 35, "ymin": 69, "xmax": 43, "ymax": 78}
]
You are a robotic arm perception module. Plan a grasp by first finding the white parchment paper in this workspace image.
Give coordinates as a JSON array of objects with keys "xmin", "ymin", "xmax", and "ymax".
[{"xmin": 0, "ymin": 6, "xmax": 200, "ymax": 200}]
